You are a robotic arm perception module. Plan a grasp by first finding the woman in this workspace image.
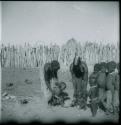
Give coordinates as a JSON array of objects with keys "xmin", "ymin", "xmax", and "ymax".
[
  {"xmin": 70, "ymin": 53, "xmax": 88, "ymax": 109},
  {"xmin": 44, "ymin": 60, "xmax": 60, "ymax": 95},
  {"xmin": 40, "ymin": 60, "xmax": 60, "ymax": 103}
]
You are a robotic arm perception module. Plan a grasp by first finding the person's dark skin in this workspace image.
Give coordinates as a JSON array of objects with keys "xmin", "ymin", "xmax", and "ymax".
[
  {"xmin": 88, "ymin": 65, "xmax": 99, "ymax": 117},
  {"xmin": 96, "ymin": 64, "xmax": 107, "ymax": 89},
  {"xmin": 70, "ymin": 53, "xmax": 88, "ymax": 108},
  {"xmin": 71, "ymin": 53, "xmax": 88, "ymax": 80},
  {"xmin": 44, "ymin": 60, "xmax": 60, "ymax": 94}
]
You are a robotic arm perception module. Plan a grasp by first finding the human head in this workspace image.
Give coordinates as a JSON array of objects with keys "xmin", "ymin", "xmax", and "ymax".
[
  {"xmin": 94, "ymin": 63, "xmax": 101, "ymax": 72},
  {"xmin": 106, "ymin": 61, "xmax": 116, "ymax": 73},
  {"xmin": 51, "ymin": 60, "xmax": 60, "ymax": 71},
  {"xmin": 100, "ymin": 62, "xmax": 107, "ymax": 72}
]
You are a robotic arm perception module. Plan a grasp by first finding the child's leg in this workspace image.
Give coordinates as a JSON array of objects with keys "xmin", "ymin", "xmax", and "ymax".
[
  {"xmin": 106, "ymin": 90, "xmax": 113, "ymax": 113},
  {"xmin": 98, "ymin": 88, "xmax": 107, "ymax": 112},
  {"xmin": 90, "ymin": 101, "xmax": 98, "ymax": 117},
  {"xmin": 113, "ymin": 90, "xmax": 119, "ymax": 114}
]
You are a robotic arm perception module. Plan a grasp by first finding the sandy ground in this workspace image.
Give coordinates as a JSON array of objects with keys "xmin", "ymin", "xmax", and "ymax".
[{"xmin": 1, "ymin": 68, "xmax": 119, "ymax": 123}]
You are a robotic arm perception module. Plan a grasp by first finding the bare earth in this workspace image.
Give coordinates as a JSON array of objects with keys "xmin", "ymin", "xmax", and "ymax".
[{"xmin": 1, "ymin": 68, "xmax": 119, "ymax": 123}]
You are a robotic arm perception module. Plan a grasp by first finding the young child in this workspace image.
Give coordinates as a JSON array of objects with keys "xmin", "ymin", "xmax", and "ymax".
[
  {"xmin": 113, "ymin": 63, "xmax": 119, "ymax": 114},
  {"xmin": 105, "ymin": 61, "xmax": 117, "ymax": 115},
  {"xmin": 48, "ymin": 82, "xmax": 70, "ymax": 106},
  {"xmin": 97, "ymin": 62, "xmax": 107, "ymax": 113},
  {"xmin": 88, "ymin": 63, "xmax": 100, "ymax": 116}
]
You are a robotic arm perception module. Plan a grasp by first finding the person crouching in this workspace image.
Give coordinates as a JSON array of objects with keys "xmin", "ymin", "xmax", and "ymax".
[{"xmin": 43, "ymin": 60, "xmax": 60, "ymax": 103}]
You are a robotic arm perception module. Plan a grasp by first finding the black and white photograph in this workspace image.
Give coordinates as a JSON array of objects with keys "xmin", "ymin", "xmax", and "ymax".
[{"xmin": 0, "ymin": 1, "xmax": 119, "ymax": 123}]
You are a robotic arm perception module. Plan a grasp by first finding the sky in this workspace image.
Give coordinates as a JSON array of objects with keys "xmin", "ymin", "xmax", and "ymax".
[
  {"xmin": 0, "ymin": 2, "xmax": 1, "ymax": 121},
  {"xmin": 1, "ymin": 1, "xmax": 119, "ymax": 46},
  {"xmin": 0, "ymin": 2, "xmax": 1, "ymax": 41}
]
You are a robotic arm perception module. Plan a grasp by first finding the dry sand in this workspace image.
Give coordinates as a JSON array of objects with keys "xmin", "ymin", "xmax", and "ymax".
[{"xmin": 1, "ymin": 68, "xmax": 119, "ymax": 123}]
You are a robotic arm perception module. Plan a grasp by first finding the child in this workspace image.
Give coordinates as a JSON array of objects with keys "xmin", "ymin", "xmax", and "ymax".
[
  {"xmin": 48, "ymin": 82, "xmax": 70, "ymax": 106},
  {"xmin": 88, "ymin": 63, "xmax": 100, "ymax": 116},
  {"xmin": 113, "ymin": 63, "xmax": 119, "ymax": 114},
  {"xmin": 97, "ymin": 62, "xmax": 107, "ymax": 112},
  {"xmin": 105, "ymin": 61, "xmax": 117, "ymax": 115}
]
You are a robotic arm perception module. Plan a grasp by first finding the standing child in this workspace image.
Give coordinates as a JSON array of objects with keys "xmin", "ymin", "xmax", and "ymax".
[
  {"xmin": 105, "ymin": 61, "xmax": 117, "ymax": 114},
  {"xmin": 88, "ymin": 63, "xmax": 100, "ymax": 116},
  {"xmin": 113, "ymin": 63, "xmax": 119, "ymax": 114}
]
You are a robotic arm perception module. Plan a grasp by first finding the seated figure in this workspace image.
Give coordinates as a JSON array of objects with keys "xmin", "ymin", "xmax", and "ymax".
[{"xmin": 48, "ymin": 82, "xmax": 70, "ymax": 106}]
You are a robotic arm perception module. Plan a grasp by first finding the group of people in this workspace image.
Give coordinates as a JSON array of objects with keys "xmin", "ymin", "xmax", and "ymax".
[
  {"xmin": 88, "ymin": 60, "xmax": 119, "ymax": 116},
  {"xmin": 43, "ymin": 52, "xmax": 119, "ymax": 117}
]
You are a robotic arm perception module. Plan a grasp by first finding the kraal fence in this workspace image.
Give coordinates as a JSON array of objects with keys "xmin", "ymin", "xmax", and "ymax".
[{"xmin": 0, "ymin": 41, "xmax": 119, "ymax": 69}]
